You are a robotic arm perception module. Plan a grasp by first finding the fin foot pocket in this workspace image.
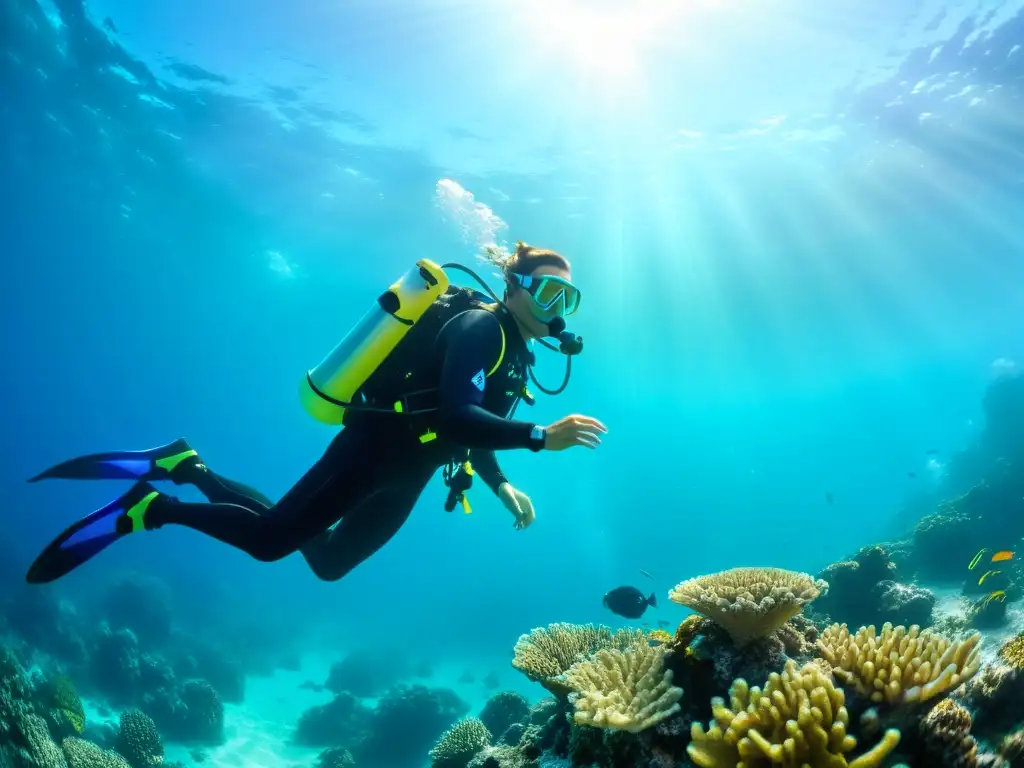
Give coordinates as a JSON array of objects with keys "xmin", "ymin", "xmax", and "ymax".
[{"xmin": 25, "ymin": 481, "xmax": 161, "ymax": 584}]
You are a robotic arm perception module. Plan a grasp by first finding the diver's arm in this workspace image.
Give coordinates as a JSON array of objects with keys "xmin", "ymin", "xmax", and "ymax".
[
  {"xmin": 436, "ymin": 310, "xmax": 543, "ymax": 452},
  {"xmin": 470, "ymin": 449, "xmax": 509, "ymax": 495}
]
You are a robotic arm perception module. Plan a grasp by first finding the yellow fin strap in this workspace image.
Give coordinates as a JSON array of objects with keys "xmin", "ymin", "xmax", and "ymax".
[
  {"xmin": 127, "ymin": 492, "xmax": 159, "ymax": 533},
  {"xmin": 154, "ymin": 449, "xmax": 197, "ymax": 473}
]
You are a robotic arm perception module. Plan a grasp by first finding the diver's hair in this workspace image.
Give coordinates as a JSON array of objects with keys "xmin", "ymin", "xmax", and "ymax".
[{"xmin": 481, "ymin": 240, "xmax": 570, "ymax": 282}]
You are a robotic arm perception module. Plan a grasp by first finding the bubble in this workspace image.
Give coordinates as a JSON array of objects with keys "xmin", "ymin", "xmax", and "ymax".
[
  {"xmin": 266, "ymin": 249, "xmax": 296, "ymax": 277},
  {"xmin": 433, "ymin": 178, "xmax": 509, "ymax": 253}
]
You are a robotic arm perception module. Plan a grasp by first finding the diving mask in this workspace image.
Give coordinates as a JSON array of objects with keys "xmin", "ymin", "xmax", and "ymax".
[{"xmin": 510, "ymin": 273, "xmax": 581, "ymax": 317}]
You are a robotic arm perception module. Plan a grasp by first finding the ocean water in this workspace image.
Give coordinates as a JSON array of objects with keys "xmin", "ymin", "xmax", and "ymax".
[{"xmin": 3, "ymin": 1, "xmax": 1024, "ymax": 767}]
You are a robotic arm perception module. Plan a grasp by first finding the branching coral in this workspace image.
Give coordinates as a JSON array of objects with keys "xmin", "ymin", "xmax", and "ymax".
[
  {"xmin": 669, "ymin": 568, "xmax": 828, "ymax": 645},
  {"xmin": 561, "ymin": 641, "xmax": 683, "ymax": 733},
  {"xmin": 817, "ymin": 623, "xmax": 982, "ymax": 705},
  {"xmin": 686, "ymin": 660, "xmax": 901, "ymax": 768},
  {"xmin": 511, "ymin": 623, "xmax": 645, "ymax": 695},
  {"xmin": 428, "ymin": 717, "xmax": 491, "ymax": 768}
]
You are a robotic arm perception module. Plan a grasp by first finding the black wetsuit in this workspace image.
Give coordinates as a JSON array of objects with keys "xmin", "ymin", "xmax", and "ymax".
[{"xmin": 146, "ymin": 305, "xmax": 542, "ymax": 581}]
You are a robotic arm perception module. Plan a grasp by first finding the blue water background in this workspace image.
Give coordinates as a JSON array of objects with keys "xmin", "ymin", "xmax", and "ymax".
[{"xmin": 3, "ymin": 0, "xmax": 1024, "ymax": 688}]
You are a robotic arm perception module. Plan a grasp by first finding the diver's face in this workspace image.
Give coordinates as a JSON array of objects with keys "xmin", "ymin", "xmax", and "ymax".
[{"xmin": 507, "ymin": 264, "xmax": 574, "ymax": 340}]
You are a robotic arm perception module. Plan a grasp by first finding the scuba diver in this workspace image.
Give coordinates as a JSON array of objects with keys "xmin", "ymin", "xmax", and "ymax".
[{"xmin": 26, "ymin": 241, "xmax": 606, "ymax": 584}]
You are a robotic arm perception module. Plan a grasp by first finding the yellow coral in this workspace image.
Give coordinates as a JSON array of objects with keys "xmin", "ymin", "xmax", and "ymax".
[
  {"xmin": 511, "ymin": 623, "xmax": 645, "ymax": 695},
  {"xmin": 562, "ymin": 641, "xmax": 683, "ymax": 733},
  {"xmin": 647, "ymin": 629, "xmax": 672, "ymax": 645},
  {"xmin": 817, "ymin": 623, "xmax": 982, "ymax": 705},
  {"xmin": 669, "ymin": 568, "xmax": 828, "ymax": 645},
  {"xmin": 686, "ymin": 660, "xmax": 900, "ymax": 768},
  {"xmin": 997, "ymin": 632, "xmax": 1024, "ymax": 670}
]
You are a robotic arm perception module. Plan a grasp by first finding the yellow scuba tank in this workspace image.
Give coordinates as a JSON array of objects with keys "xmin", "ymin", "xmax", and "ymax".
[{"xmin": 300, "ymin": 259, "xmax": 450, "ymax": 424}]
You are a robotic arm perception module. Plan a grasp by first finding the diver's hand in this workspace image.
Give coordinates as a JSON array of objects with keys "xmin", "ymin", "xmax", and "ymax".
[
  {"xmin": 542, "ymin": 415, "xmax": 607, "ymax": 451},
  {"xmin": 498, "ymin": 482, "xmax": 536, "ymax": 530}
]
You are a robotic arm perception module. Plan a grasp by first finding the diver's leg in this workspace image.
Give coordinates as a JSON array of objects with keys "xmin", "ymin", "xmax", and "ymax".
[
  {"xmin": 144, "ymin": 427, "xmax": 393, "ymax": 562},
  {"xmin": 186, "ymin": 465, "xmax": 275, "ymax": 509},
  {"xmin": 29, "ymin": 435, "xmax": 276, "ymax": 509},
  {"xmin": 300, "ymin": 466, "xmax": 435, "ymax": 582}
]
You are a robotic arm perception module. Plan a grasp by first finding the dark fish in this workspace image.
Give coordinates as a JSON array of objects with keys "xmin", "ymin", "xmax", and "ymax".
[
  {"xmin": 102, "ymin": 16, "xmax": 118, "ymax": 33},
  {"xmin": 657, "ymin": 620, "xmax": 670, "ymax": 628},
  {"xmin": 603, "ymin": 586, "xmax": 657, "ymax": 619},
  {"xmin": 907, "ymin": 472, "xmax": 917, "ymax": 479},
  {"xmin": 639, "ymin": 568, "xmax": 655, "ymax": 580},
  {"xmin": 926, "ymin": 449, "xmax": 938, "ymax": 454},
  {"xmin": 298, "ymin": 680, "xmax": 323, "ymax": 692},
  {"xmin": 825, "ymin": 492, "xmax": 834, "ymax": 505}
]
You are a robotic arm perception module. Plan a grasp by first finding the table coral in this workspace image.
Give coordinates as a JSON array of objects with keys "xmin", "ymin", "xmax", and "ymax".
[{"xmin": 669, "ymin": 568, "xmax": 828, "ymax": 645}]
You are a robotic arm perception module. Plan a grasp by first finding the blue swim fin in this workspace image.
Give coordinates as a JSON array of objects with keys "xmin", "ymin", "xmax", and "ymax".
[
  {"xmin": 28, "ymin": 438, "xmax": 199, "ymax": 484},
  {"xmin": 25, "ymin": 481, "xmax": 161, "ymax": 584}
]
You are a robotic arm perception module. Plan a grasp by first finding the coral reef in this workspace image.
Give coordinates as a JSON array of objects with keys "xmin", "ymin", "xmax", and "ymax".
[
  {"xmin": 817, "ymin": 623, "xmax": 981, "ymax": 705},
  {"xmin": 562, "ymin": 641, "xmax": 683, "ymax": 732},
  {"xmin": 168, "ymin": 639, "xmax": 245, "ymax": 705},
  {"xmin": 873, "ymin": 581, "xmax": 936, "ymax": 628},
  {"xmin": 668, "ymin": 567, "xmax": 828, "ymax": 645},
  {"xmin": 63, "ymin": 736, "xmax": 130, "ymax": 768},
  {"xmin": 315, "ymin": 747, "xmax": 356, "ymax": 768},
  {"xmin": 352, "ymin": 684, "xmax": 470, "ymax": 768},
  {"xmin": 813, "ymin": 547, "xmax": 899, "ymax": 625},
  {"xmin": 38, "ymin": 675, "xmax": 86, "ymax": 739},
  {"xmin": 293, "ymin": 691, "xmax": 373, "ymax": 748},
  {"xmin": 967, "ymin": 593, "xmax": 1009, "ymax": 629},
  {"xmin": 429, "ymin": 717, "xmax": 491, "ymax": 768},
  {"xmin": 915, "ymin": 699, "xmax": 1004, "ymax": 768},
  {"xmin": 511, "ymin": 623, "xmax": 645, "ymax": 696},
  {"xmin": 479, "ymin": 692, "xmax": 530, "ymax": 741},
  {"xmin": 324, "ymin": 645, "xmax": 410, "ymax": 699},
  {"xmin": 88, "ymin": 626, "xmax": 143, "ymax": 706},
  {"xmin": 811, "ymin": 546, "xmax": 936, "ymax": 629},
  {"xmin": 466, "ymin": 745, "xmax": 536, "ymax": 768},
  {"xmin": 95, "ymin": 574, "xmax": 173, "ymax": 647},
  {"xmin": 664, "ymin": 613, "xmax": 822, "ymax": 711},
  {"xmin": 145, "ymin": 679, "xmax": 224, "ymax": 745},
  {"xmin": 911, "ymin": 462, "xmax": 1024, "ymax": 582},
  {"xmin": 1, "ymin": 646, "xmax": 69, "ymax": 768},
  {"xmin": 686, "ymin": 660, "xmax": 902, "ymax": 767},
  {"xmin": 960, "ymin": 663, "xmax": 1024, "ymax": 743},
  {"xmin": 114, "ymin": 709, "xmax": 163, "ymax": 768},
  {"xmin": 998, "ymin": 730, "xmax": 1024, "ymax": 763},
  {"xmin": 998, "ymin": 631, "xmax": 1024, "ymax": 668}
]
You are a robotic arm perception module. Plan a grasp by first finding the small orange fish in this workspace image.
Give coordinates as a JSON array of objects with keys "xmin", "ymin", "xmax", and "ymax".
[{"xmin": 992, "ymin": 551, "xmax": 1015, "ymax": 563}]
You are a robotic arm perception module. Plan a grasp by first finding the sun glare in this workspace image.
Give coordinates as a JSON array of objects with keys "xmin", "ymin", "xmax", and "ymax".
[{"xmin": 519, "ymin": 0, "xmax": 680, "ymax": 85}]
